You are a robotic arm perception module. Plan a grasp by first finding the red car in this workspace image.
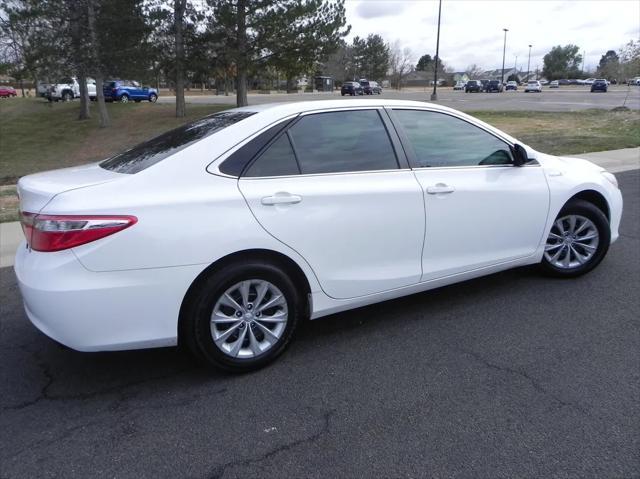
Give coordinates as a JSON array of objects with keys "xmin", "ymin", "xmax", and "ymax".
[{"xmin": 0, "ymin": 86, "xmax": 17, "ymax": 98}]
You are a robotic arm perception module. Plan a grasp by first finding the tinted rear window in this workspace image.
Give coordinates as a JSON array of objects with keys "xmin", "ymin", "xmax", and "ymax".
[{"xmin": 100, "ymin": 111, "xmax": 256, "ymax": 174}]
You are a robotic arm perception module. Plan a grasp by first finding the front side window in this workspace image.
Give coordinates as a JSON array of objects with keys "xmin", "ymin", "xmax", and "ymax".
[
  {"xmin": 287, "ymin": 110, "xmax": 398, "ymax": 174},
  {"xmin": 393, "ymin": 109, "xmax": 513, "ymax": 168}
]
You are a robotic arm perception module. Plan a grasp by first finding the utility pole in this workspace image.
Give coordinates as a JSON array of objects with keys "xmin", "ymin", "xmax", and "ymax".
[
  {"xmin": 430, "ymin": 0, "xmax": 443, "ymax": 101},
  {"xmin": 526, "ymin": 44, "xmax": 532, "ymax": 82},
  {"xmin": 501, "ymin": 28, "xmax": 509, "ymax": 86}
]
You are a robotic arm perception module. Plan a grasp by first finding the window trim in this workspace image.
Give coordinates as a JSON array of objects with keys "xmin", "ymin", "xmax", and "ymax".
[{"xmin": 386, "ymin": 107, "xmax": 540, "ymax": 170}]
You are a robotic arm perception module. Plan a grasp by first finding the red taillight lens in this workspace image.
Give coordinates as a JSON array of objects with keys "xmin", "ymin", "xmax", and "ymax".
[{"xmin": 20, "ymin": 212, "xmax": 137, "ymax": 252}]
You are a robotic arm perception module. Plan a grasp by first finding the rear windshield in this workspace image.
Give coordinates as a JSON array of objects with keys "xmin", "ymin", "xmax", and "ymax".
[
  {"xmin": 100, "ymin": 111, "xmax": 256, "ymax": 174},
  {"xmin": 468, "ymin": 81, "xmax": 478, "ymax": 85}
]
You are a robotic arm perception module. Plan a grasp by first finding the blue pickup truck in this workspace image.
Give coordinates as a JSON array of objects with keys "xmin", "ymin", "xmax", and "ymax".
[{"xmin": 104, "ymin": 80, "xmax": 158, "ymax": 103}]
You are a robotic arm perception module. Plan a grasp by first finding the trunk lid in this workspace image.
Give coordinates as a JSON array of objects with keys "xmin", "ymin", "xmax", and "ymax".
[{"xmin": 17, "ymin": 163, "xmax": 123, "ymax": 213}]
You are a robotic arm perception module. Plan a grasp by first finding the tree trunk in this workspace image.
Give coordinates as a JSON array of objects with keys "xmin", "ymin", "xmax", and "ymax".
[
  {"xmin": 87, "ymin": 0, "xmax": 110, "ymax": 127},
  {"xmin": 174, "ymin": 0, "xmax": 186, "ymax": 118},
  {"xmin": 77, "ymin": 72, "xmax": 91, "ymax": 120},
  {"xmin": 236, "ymin": 0, "xmax": 248, "ymax": 107},
  {"xmin": 19, "ymin": 78, "xmax": 25, "ymax": 97}
]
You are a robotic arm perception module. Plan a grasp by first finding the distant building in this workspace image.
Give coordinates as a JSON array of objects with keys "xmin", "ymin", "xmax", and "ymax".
[{"xmin": 483, "ymin": 68, "xmax": 519, "ymax": 81}]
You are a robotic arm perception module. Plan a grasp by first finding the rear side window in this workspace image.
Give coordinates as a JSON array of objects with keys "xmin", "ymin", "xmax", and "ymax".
[
  {"xmin": 244, "ymin": 134, "xmax": 300, "ymax": 177},
  {"xmin": 101, "ymin": 111, "xmax": 255, "ymax": 174},
  {"xmin": 287, "ymin": 110, "xmax": 398, "ymax": 174}
]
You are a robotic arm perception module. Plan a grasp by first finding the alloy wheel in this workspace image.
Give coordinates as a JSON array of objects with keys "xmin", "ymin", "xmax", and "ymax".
[
  {"xmin": 544, "ymin": 214, "xmax": 599, "ymax": 269},
  {"xmin": 210, "ymin": 280, "xmax": 288, "ymax": 359}
]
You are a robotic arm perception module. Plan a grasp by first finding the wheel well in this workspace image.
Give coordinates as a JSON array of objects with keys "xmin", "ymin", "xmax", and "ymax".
[
  {"xmin": 567, "ymin": 190, "xmax": 610, "ymax": 220},
  {"xmin": 178, "ymin": 249, "xmax": 312, "ymax": 343}
]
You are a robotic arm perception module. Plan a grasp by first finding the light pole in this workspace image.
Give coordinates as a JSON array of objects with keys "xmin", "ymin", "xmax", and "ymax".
[
  {"xmin": 526, "ymin": 44, "xmax": 532, "ymax": 82},
  {"xmin": 501, "ymin": 28, "xmax": 508, "ymax": 85},
  {"xmin": 430, "ymin": 0, "xmax": 442, "ymax": 101}
]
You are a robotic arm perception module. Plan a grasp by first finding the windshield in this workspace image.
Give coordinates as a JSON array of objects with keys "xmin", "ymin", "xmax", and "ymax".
[{"xmin": 100, "ymin": 111, "xmax": 256, "ymax": 174}]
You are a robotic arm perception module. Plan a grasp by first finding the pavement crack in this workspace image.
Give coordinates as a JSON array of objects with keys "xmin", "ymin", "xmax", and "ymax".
[
  {"xmin": 207, "ymin": 409, "xmax": 334, "ymax": 479},
  {"xmin": 458, "ymin": 347, "xmax": 589, "ymax": 415},
  {"xmin": 3, "ymin": 360, "xmax": 196, "ymax": 411}
]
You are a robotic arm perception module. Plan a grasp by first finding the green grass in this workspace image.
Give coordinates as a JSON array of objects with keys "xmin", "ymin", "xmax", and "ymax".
[
  {"xmin": 472, "ymin": 109, "xmax": 640, "ymax": 156},
  {"xmin": 0, "ymin": 97, "xmax": 229, "ymax": 184}
]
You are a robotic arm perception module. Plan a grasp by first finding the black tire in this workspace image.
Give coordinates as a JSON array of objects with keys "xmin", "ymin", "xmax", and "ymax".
[
  {"xmin": 149, "ymin": 93, "xmax": 158, "ymax": 103},
  {"xmin": 120, "ymin": 94, "xmax": 129, "ymax": 103},
  {"xmin": 540, "ymin": 199, "xmax": 610, "ymax": 278},
  {"xmin": 62, "ymin": 91, "xmax": 72, "ymax": 101},
  {"xmin": 182, "ymin": 260, "xmax": 302, "ymax": 372}
]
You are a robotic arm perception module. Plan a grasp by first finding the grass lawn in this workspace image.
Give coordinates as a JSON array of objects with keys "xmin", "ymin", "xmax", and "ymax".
[
  {"xmin": 0, "ymin": 97, "xmax": 229, "ymax": 184},
  {"xmin": 472, "ymin": 109, "xmax": 640, "ymax": 156},
  {"xmin": 1, "ymin": 99, "xmax": 639, "ymax": 222}
]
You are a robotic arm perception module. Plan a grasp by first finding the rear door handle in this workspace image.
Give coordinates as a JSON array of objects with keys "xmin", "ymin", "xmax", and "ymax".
[
  {"xmin": 261, "ymin": 194, "xmax": 302, "ymax": 205},
  {"xmin": 426, "ymin": 184, "xmax": 455, "ymax": 194}
]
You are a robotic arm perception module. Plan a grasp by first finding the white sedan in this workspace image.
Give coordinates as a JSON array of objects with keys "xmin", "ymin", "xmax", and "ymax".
[
  {"xmin": 15, "ymin": 100, "xmax": 623, "ymax": 372},
  {"xmin": 524, "ymin": 81, "xmax": 542, "ymax": 93}
]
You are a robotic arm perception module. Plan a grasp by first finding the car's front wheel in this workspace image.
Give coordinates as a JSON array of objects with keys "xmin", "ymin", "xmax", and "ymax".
[
  {"xmin": 541, "ymin": 200, "xmax": 610, "ymax": 277},
  {"xmin": 149, "ymin": 93, "xmax": 158, "ymax": 102},
  {"xmin": 182, "ymin": 261, "xmax": 301, "ymax": 372}
]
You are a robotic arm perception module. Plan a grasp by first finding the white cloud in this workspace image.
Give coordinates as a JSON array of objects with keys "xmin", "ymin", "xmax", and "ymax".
[
  {"xmin": 355, "ymin": 1, "xmax": 407, "ymax": 19},
  {"xmin": 344, "ymin": 0, "xmax": 640, "ymax": 72}
]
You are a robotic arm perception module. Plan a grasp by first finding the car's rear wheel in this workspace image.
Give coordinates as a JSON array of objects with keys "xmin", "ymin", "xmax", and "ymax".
[
  {"xmin": 120, "ymin": 94, "xmax": 129, "ymax": 103},
  {"xmin": 182, "ymin": 261, "xmax": 301, "ymax": 372},
  {"xmin": 62, "ymin": 91, "xmax": 72, "ymax": 101},
  {"xmin": 540, "ymin": 200, "xmax": 610, "ymax": 277}
]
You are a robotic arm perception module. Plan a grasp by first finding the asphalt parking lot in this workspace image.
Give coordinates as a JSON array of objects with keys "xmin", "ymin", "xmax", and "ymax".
[
  {"xmin": 158, "ymin": 85, "xmax": 640, "ymax": 112},
  {"xmin": 1, "ymin": 170, "xmax": 638, "ymax": 479}
]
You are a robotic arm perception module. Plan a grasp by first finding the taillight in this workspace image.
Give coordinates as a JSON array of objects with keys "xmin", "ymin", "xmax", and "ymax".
[{"xmin": 20, "ymin": 212, "xmax": 137, "ymax": 252}]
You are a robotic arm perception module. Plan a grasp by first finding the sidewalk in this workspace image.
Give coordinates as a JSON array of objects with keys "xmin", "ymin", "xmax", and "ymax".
[{"xmin": 1, "ymin": 147, "xmax": 638, "ymax": 268}]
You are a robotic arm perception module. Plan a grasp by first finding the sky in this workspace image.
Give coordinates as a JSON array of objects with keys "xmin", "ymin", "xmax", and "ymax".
[{"xmin": 344, "ymin": 0, "xmax": 640, "ymax": 73}]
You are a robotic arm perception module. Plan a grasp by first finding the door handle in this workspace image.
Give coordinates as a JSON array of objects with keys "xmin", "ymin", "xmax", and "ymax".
[
  {"xmin": 261, "ymin": 194, "xmax": 302, "ymax": 205},
  {"xmin": 426, "ymin": 184, "xmax": 455, "ymax": 194}
]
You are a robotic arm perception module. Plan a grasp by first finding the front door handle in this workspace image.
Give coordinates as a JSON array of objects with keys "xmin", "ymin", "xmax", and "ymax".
[
  {"xmin": 426, "ymin": 184, "xmax": 455, "ymax": 194},
  {"xmin": 261, "ymin": 193, "xmax": 303, "ymax": 205}
]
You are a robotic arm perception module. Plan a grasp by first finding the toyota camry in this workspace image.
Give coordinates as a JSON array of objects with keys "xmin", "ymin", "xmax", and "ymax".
[{"xmin": 15, "ymin": 100, "xmax": 623, "ymax": 372}]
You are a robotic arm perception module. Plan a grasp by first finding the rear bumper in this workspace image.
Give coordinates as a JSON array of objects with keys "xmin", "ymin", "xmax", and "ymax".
[{"xmin": 14, "ymin": 243, "xmax": 207, "ymax": 351}]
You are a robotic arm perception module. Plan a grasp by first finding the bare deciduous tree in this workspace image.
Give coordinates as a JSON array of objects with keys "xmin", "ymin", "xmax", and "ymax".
[{"xmin": 389, "ymin": 40, "xmax": 412, "ymax": 90}]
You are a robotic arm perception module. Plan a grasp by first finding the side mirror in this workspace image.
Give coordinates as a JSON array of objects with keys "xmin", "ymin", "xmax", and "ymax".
[{"xmin": 512, "ymin": 144, "xmax": 529, "ymax": 167}]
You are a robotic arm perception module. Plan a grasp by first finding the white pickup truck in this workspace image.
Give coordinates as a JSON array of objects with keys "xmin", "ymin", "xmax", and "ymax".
[{"xmin": 47, "ymin": 77, "xmax": 96, "ymax": 102}]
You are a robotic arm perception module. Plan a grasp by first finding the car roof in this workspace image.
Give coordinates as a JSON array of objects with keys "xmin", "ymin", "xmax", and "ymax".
[{"xmin": 231, "ymin": 99, "xmax": 461, "ymax": 117}]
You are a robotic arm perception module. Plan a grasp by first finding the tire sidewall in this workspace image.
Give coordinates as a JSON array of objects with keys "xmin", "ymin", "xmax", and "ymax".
[
  {"xmin": 187, "ymin": 262, "xmax": 301, "ymax": 372},
  {"xmin": 541, "ymin": 200, "xmax": 611, "ymax": 277}
]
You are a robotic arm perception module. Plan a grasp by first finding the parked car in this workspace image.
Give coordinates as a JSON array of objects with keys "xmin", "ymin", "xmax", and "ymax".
[
  {"xmin": 479, "ymin": 79, "xmax": 489, "ymax": 89},
  {"xmin": 591, "ymin": 79, "xmax": 608, "ymax": 93},
  {"xmin": 104, "ymin": 80, "xmax": 158, "ymax": 103},
  {"xmin": 484, "ymin": 80, "xmax": 503, "ymax": 92},
  {"xmin": 453, "ymin": 81, "xmax": 465, "ymax": 91},
  {"xmin": 0, "ymin": 85, "xmax": 17, "ymax": 98},
  {"xmin": 15, "ymin": 100, "xmax": 623, "ymax": 372},
  {"xmin": 464, "ymin": 80, "xmax": 482, "ymax": 93},
  {"xmin": 558, "ymin": 79, "xmax": 571, "ymax": 85},
  {"xmin": 340, "ymin": 81, "xmax": 364, "ymax": 96},
  {"xmin": 36, "ymin": 82, "xmax": 51, "ymax": 98},
  {"xmin": 524, "ymin": 81, "xmax": 542, "ymax": 93},
  {"xmin": 584, "ymin": 78, "xmax": 595, "ymax": 85},
  {"xmin": 549, "ymin": 80, "xmax": 560, "ymax": 88},
  {"xmin": 359, "ymin": 79, "xmax": 382, "ymax": 95},
  {"xmin": 47, "ymin": 77, "xmax": 96, "ymax": 102},
  {"xmin": 505, "ymin": 81, "xmax": 518, "ymax": 91}
]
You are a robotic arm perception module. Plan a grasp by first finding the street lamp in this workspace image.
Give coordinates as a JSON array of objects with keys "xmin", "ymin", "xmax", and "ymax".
[
  {"xmin": 501, "ymin": 28, "xmax": 508, "ymax": 85},
  {"xmin": 526, "ymin": 44, "xmax": 532, "ymax": 82},
  {"xmin": 430, "ymin": 0, "xmax": 443, "ymax": 101}
]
